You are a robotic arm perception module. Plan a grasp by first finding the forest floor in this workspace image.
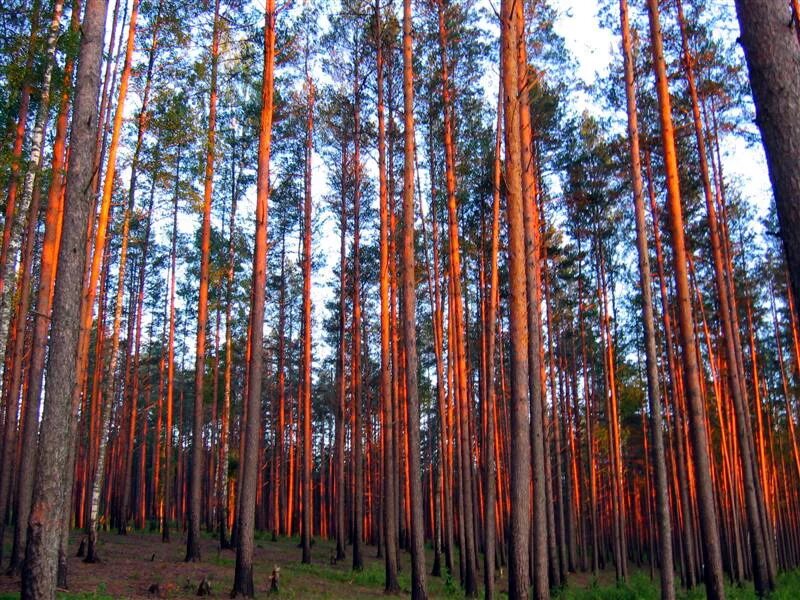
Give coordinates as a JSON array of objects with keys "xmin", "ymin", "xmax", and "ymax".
[{"xmin": 0, "ymin": 529, "xmax": 798, "ymax": 598}]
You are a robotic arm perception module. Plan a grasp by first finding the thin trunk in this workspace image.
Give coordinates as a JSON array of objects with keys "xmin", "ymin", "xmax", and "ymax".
[
  {"xmin": 376, "ymin": 0, "xmax": 399, "ymax": 587},
  {"xmin": 645, "ymin": 1, "xmax": 726, "ymax": 596},
  {"xmin": 619, "ymin": 0, "xmax": 674, "ymax": 595},
  {"xmin": 401, "ymin": 0, "xmax": 427, "ymax": 593},
  {"xmin": 0, "ymin": 0, "xmax": 41, "ymax": 367},
  {"xmin": 301, "ymin": 69, "xmax": 314, "ymax": 565},
  {"xmin": 433, "ymin": 0, "xmax": 477, "ymax": 593},
  {"xmin": 187, "ymin": 0, "xmax": 222, "ymax": 562},
  {"xmin": 483, "ymin": 82, "xmax": 503, "ymax": 600},
  {"xmin": 351, "ymin": 47, "xmax": 364, "ymax": 573},
  {"xmin": 231, "ymin": 1, "xmax": 274, "ymax": 595},
  {"xmin": 161, "ymin": 153, "xmax": 180, "ymax": 545}
]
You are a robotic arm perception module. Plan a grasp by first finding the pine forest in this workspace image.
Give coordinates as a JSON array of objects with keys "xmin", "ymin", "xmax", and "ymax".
[{"xmin": 0, "ymin": 0, "xmax": 798, "ymax": 597}]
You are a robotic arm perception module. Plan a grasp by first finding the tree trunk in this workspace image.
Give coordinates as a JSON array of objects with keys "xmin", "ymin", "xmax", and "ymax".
[
  {"xmin": 20, "ymin": 0, "xmax": 108, "ymax": 594},
  {"xmin": 401, "ymin": 0, "xmax": 428, "ymax": 593},
  {"xmin": 375, "ymin": 0, "xmax": 399, "ymax": 587},
  {"xmin": 187, "ymin": 0, "xmax": 221, "ymax": 562},
  {"xmin": 0, "ymin": 0, "xmax": 63, "ymax": 570},
  {"xmin": 231, "ymin": 1, "xmax": 274, "ymax": 595},
  {"xmin": 351, "ymin": 51, "xmax": 364, "ymax": 574},
  {"xmin": 301, "ymin": 67, "xmax": 314, "ymax": 565},
  {"xmin": 645, "ymin": 1, "xmax": 726, "ymax": 596},
  {"xmin": 733, "ymin": 0, "xmax": 800, "ymax": 314},
  {"xmin": 500, "ymin": 0, "xmax": 532, "ymax": 595},
  {"xmin": 0, "ymin": 0, "xmax": 41, "ymax": 371},
  {"xmin": 483, "ymin": 82, "xmax": 503, "ymax": 600},
  {"xmin": 433, "ymin": 0, "xmax": 477, "ymax": 593},
  {"xmin": 619, "ymin": 0, "xmax": 674, "ymax": 595},
  {"xmin": 517, "ymin": 11, "xmax": 549, "ymax": 596},
  {"xmin": 335, "ymin": 143, "xmax": 347, "ymax": 561}
]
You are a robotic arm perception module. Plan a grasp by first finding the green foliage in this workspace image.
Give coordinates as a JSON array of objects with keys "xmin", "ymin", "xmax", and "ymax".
[{"xmin": 553, "ymin": 570, "xmax": 800, "ymax": 600}]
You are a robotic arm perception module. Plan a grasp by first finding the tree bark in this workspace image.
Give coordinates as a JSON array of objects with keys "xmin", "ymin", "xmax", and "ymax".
[
  {"xmin": 619, "ymin": 0, "xmax": 674, "ymax": 595},
  {"xmin": 301, "ymin": 68, "xmax": 314, "ymax": 565},
  {"xmin": 187, "ymin": 0, "xmax": 222, "ymax": 562},
  {"xmin": 20, "ymin": 0, "xmax": 108, "ymax": 594},
  {"xmin": 401, "ymin": 0, "xmax": 428, "ymax": 593},
  {"xmin": 501, "ymin": 0, "xmax": 532, "ymax": 595},
  {"xmin": 376, "ymin": 0, "xmax": 399, "ymax": 588},
  {"xmin": 645, "ymin": 1, "xmax": 726, "ymax": 596},
  {"xmin": 733, "ymin": 0, "xmax": 800, "ymax": 315},
  {"xmin": 231, "ymin": 0, "xmax": 274, "ymax": 595}
]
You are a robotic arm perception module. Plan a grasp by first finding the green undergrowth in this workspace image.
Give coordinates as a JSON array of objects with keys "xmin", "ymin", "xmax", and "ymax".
[{"xmin": 554, "ymin": 569, "xmax": 800, "ymax": 600}]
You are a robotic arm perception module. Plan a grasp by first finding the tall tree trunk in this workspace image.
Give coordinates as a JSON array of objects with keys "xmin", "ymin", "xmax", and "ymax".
[
  {"xmin": 619, "ymin": 0, "xmax": 674, "ymax": 595},
  {"xmin": 483, "ymin": 83, "xmax": 503, "ymax": 600},
  {"xmin": 517, "ymin": 10, "xmax": 549, "ymax": 596},
  {"xmin": 501, "ymin": 0, "xmax": 532, "ymax": 595},
  {"xmin": 83, "ymin": 0, "xmax": 140, "ymax": 563},
  {"xmin": 0, "ymin": 0, "xmax": 63, "ymax": 570},
  {"xmin": 20, "ymin": 0, "xmax": 108, "ymax": 594},
  {"xmin": 301, "ymin": 69, "xmax": 314, "ymax": 565},
  {"xmin": 375, "ymin": 0, "xmax": 399, "ymax": 587},
  {"xmin": 0, "ymin": 0, "xmax": 41, "ymax": 370},
  {"xmin": 401, "ymin": 0, "xmax": 427, "ymax": 593},
  {"xmin": 187, "ymin": 0, "xmax": 222, "ymax": 563},
  {"xmin": 675, "ymin": 0, "xmax": 772, "ymax": 590},
  {"xmin": 351, "ymin": 48, "xmax": 364, "ymax": 574},
  {"xmin": 231, "ymin": 0, "xmax": 274, "ymax": 594},
  {"xmin": 733, "ymin": 0, "xmax": 800, "ymax": 313},
  {"xmin": 161, "ymin": 153, "xmax": 180, "ymax": 544},
  {"xmin": 335, "ymin": 142, "xmax": 347, "ymax": 561},
  {"xmin": 218, "ymin": 143, "xmax": 239, "ymax": 550},
  {"xmin": 433, "ymin": 0, "xmax": 477, "ymax": 593},
  {"xmin": 645, "ymin": 1, "xmax": 726, "ymax": 596}
]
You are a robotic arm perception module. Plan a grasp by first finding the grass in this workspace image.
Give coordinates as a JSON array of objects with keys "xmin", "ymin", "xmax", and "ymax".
[
  {"xmin": 554, "ymin": 569, "xmax": 800, "ymax": 600},
  {"xmin": 0, "ymin": 532, "xmax": 799, "ymax": 598}
]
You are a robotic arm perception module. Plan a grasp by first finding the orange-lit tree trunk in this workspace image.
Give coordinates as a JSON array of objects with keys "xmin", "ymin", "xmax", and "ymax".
[
  {"xmin": 618, "ymin": 0, "xmax": 674, "ymax": 594},
  {"xmin": 517, "ymin": 9, "xmax": 548, "ymax": 595},
  {"xmin": 501, "ymin": 0, "xmax": 532, "ymax": 594},
  {"xmin": 675, "ymin": 0, "xmax": 772, "ymax": 589},
  {"xmin": 351, "ymin": 50, "xmax": 365, "ymax": 573},
  {"xmin": 401, "ymin": 0, "xmax": 427, "ymax": 592},
  {"xmin": 433, "ymin": 0, "xmax": 477, "ymax": 592},
  {"xmin": 119, "ymin": 184, "xmax": 154, "ymax": 535},
  {"xmin": 20, "ymin": 0, "xmax": 108, "ymax": 594},
  {"xmin": 334, "ymin": 143, "xmax": 347, "ymax": 560},
  {"xmin": 0, "ymin": 0, "xmax": 63, "ymax": 570},
  {"xmin": 161, "ymin": 153, "xmax": 180, "ymax": 545},
  {"xmin": 187, "ymin": 0, "xmax": 221, "ymax": 562},
  {"xmin": 422, "ymin": 116, "xmax": 455, "ymax": 576},
  {"xmin": 645, "ymin": 0, "xmax": 726, "ymax": 596},
  {"xmin": 0, "ymin": 0, "xmax": 41, "ymax": 363},
  {"xmin": 231, "ymin": 0, "xmax": 274, "ymax": 594},
  {"xmin": 116, "ymin": 0, "xmax": 162, "ymax": 535},
  {"xmin": 218, "ymin": 141, "xmax": 239, "ymax": 549},
  {"xmin": 84, "ymin": 0, "xmax": 140, "ymax": 563},
  {"xmin": 375, "ymin": 0, "xmax": 399, "ymax": 587}
]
